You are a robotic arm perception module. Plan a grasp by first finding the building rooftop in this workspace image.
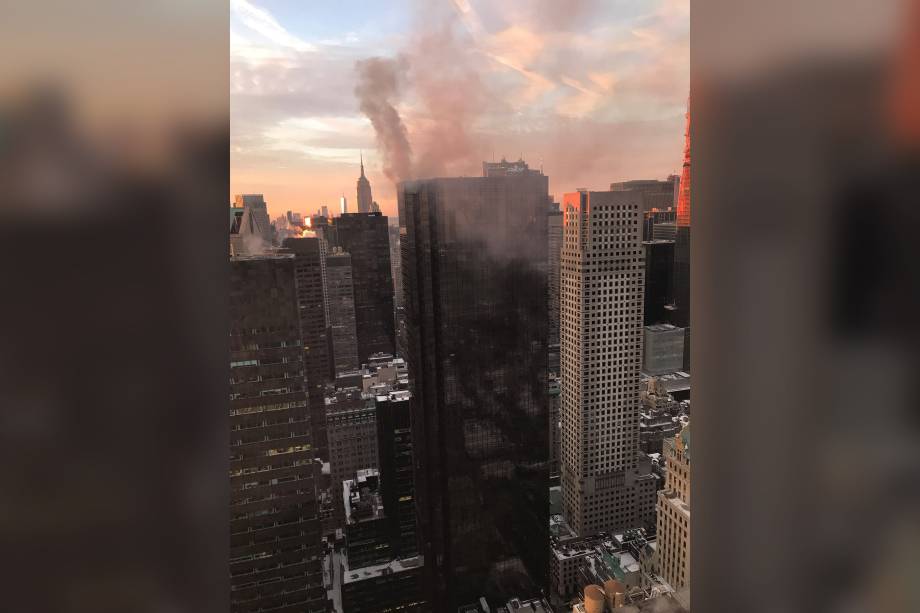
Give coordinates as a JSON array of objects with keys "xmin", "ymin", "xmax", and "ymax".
[
  {"xmin": 645, "ymin": 323, "xmax": 681, "ymax": 332},
  {"xmin": 341, "ymin": 554, "xmax": 423, "ymax": 585},
  {"xmin": 343, "ymin": 469, "xmax": 383, "ymax": 524}
]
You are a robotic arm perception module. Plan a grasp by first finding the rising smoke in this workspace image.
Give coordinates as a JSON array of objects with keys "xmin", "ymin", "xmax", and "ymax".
[
  {"xmin": 353, "ymin": 2, "xmax": 487, "ymax": 183},
  {"xmin": 354, "ymin": 56, "xmax": 413, "ymax": 183}
]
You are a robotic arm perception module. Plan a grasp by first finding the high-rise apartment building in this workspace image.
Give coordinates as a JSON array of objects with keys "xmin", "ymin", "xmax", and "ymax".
[
  {"xmin": 325, "ymin": 213, "xmax": 396, "ymax": 363},
  {"xmin": 282, "ymin": 236, "xmax": 332, "ymax": 460},
  {"xmin": 229, "ymin": 254, "xmax": 326, "ymax": 613},
  {"xmin": 326, "ymin": 248, "xmax": 360, "ymax": 374},
  {"xmin": 400, "ymin": 172, "xmax": 550, "ymax": 609},
  {"xmin": 656, "ymin": 426, "xmax": 690, "ymax": 590},
  {"xmin": 356, "ymin": 154, "xmax": 374, "ymax": 214},
  {"xmin": 560, "ymin": 190, "xmax": 657, "ymax": 539}
]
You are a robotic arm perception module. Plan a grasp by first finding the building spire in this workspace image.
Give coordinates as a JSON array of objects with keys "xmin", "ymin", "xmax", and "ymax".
[{"xmin": 360, "ymin": 151, "xmax": 365, "ymax": 178}]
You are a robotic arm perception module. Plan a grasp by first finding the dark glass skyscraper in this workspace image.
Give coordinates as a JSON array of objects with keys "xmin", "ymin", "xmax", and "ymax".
[
  {"xmin": 230, "ymin": 255, "xmax": 326, "ymax": 613},
  {"xmin": 328, "ymin": 213, "xmax": 395, "ymax": 364},
  {"xmin": 399, "ymin": 174, "xmax": 550, "ymax": 610},
  {"xmin": 375, "ymin": 391, "xmax": 418, "ymax": 559},
  {"xmin": 643, "ymin": 239, "xmax": 675, "ymax": 326},
  {"xmin": 282, "ymin": 236, "xmax": 332, "ymax": 461}
]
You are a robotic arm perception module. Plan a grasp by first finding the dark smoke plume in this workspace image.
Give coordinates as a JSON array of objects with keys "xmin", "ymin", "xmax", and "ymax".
[{"xmin": 354, "ymin": 56, "xmax": 412, "ymax": 183}]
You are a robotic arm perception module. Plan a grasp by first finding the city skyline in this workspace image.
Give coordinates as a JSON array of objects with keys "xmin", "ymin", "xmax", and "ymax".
[{"xmin": 231, "ymin": 0, "xmax": 689, "ymax": 219}]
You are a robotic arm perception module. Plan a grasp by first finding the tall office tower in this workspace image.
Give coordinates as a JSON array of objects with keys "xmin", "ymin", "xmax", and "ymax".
[
  {"xmin": 560, "ymin": 189, "xmax": 657, "ymax": 539},
  {"xmin": 310, "ymin": 216, "xmax": 332, "ymax": 327},
  {"xmin": 656, "ymin": 425, "xmax": 690, "ymax": 590},
  {"xmin": 331, "ymin": 213, "xmax": 396, "ymax": 362},
  {"xmin": 326, "ymin": 248, "xmax": 360, "ymax": 374},
  {"xmin": 672, "ymin": 110, "xmax": 691, "ymax": 372},
  {"xmin": 672, "ymin": 109, "xmax": 690, "ymax": 330},
  {"xmin": 230, "ymin": 254, "xmax": 326, "ymax": 613},
  {"xmin": 399, "ymin": 172, "xmax": 549, "ymax": 609},
  {"xmin": 356, "ymin": 153, "xmax": 374, "ymax": 214},
  {"xmin": 340, "ymin": 194, "xmax": 348, "ymax": 215},
  {"xmin": 281, "ymin": 236, "xmax": 332, "ymax": 461},
  {"xmin": 643, "ymin": 239, "xmax": 675, "ymax": 326},
  {"xmin": 230, "ymin": 194, "xmax": 274, "ymax": 255},
  {"xmin": 548, "ymin": 202, "xmax": 563, "ymax": 376},
  {"xmin": 376, "ymin": 390, "xmax": 418, "ymax": 558}
]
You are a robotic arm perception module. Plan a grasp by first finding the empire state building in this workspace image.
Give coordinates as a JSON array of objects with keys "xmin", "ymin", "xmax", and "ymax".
[{"xmin": 356, "ymin": 153, "xmax": 374, "ymax": 213}]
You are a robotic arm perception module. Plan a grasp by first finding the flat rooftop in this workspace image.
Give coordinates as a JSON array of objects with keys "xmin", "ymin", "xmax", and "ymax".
[{"xmin": 341, "ymin": 554, "xmax": 423, "ymax": 585}]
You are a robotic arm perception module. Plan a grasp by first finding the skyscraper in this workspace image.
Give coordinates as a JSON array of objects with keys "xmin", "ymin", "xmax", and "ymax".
[
  {"xmin": 672, "ymin": 108, "xmax": 690, "ymax": 329},
  {"xmin": 643, "ymin": 239, "xmax": 675, "ymax": 326},
  {"xmin": 329, "ymin": 212, "xmax": 395, "ymax": 363},
  {"xmin": 230, "ymin": 254, "xmax": 326, "ymax": 613},
  {"xmin": 326, "ymin": 248, "xmax": 360, "ymax": 374},
  {"xmin": 672, "ymin": 109, "xmax": 691, "ymax": 371},
  {"xmin": 282, "ymin": 236, "xmax": 332, "ymax": 461},
  {"xmin": 400, "ymin": 172, "xmax": 550, "ymax": 609},
  {"xmin": 375, "ymin": 391, "xmax": 418, "ymax": 559},
  {"xmin": 548, "ymin": 202, "xmax": 563, "ymax": 376},
  {"xmin": 356, "ymin": 153, "xmax": 374, "ymax": 214},
  {"xmin": 560, "ymin": 190, "xmax": 657, "ymax": 539},
  {"xmin": 656, "ymin": 425, "xmax": 690, "ymax": 590},
  {"xmin": 340, "ymin": 194, "xmax": 348, "ymax": 215}
]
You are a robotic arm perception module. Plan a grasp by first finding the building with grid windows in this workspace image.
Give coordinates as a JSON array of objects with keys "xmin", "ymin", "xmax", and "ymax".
[{"xmin": 559, "ymin": 190, "xmax": 657, "ymax": 539}]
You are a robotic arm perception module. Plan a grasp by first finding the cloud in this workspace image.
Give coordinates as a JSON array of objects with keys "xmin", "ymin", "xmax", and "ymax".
[
  {"xmin": 230, "ymin": 0, "xmax": 314, "ymax": 55},
  {"xmin": 231, "ymin": 0, "xmax": 689, "ymax": 218}
]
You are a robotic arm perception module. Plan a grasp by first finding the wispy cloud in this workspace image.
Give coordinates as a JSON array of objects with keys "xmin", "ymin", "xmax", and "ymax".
[{"xmin": 231, "ymin": 0, "xmax": 689, "ymax": 218}]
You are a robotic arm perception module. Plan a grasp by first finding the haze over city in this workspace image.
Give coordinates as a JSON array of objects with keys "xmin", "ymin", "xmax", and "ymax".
[{"xmin": 231, "ymin": 0, "xmax": 689, "ymax": 218}]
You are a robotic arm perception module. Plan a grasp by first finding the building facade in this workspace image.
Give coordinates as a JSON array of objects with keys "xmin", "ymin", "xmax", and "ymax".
[
  {"xmin": 281, "ymin": 236, "xmax": 332, "ymax": 461},
  {"xmin": 656, "ymin": 426, "xmax": 690, "ymax": 590},
  {"xmin": 400, "ymin": 173, "xmax": 550, "ymax": 609},
  {"xmin": 229, "ymin": 255, "xmax": 326, "ymax": 613},
  {"xmin": 642, "ymin": 239, "xmax": 675, "ymax": 327},
  {"xmin": 329, "ymin": 212, "xmax": 396, "ymax": 363},
  {"xmin": 326, "ymin": 248, "xmax": 360, "ymax": 374},
  {"xmin": 642, "ymin": 324, "xmax": 686, "ymax": 376},
  {"xmin": 548, "ymin": 202, "xmax": 563, "ymax": 376},
  {"xmin": 560, "ymin": 190, "xmax": 657, "ymax": 539},
  {"xmin": 326, "ymin": 388, "xmax": 378, "ymax": 524},
  {"xmin": 376, "ymin": 391, "xmax": 419, "ymax": 558}
]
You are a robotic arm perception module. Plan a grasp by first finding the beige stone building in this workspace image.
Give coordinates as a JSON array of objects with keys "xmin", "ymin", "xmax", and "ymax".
[{"xmin": 656, "ymin": 425, "xmax": 690, "ymax": 589}]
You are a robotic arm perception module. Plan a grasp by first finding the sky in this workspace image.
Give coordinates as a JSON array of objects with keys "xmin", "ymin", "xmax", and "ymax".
[{"xmin": 230, "ymin": 0, "xmax": 689, "ymax": 220}]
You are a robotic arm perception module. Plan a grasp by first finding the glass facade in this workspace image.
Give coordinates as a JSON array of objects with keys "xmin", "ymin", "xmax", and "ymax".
[{"xmin": 399, "ymin": 175, "xmax": 550, "ymax": 610}]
